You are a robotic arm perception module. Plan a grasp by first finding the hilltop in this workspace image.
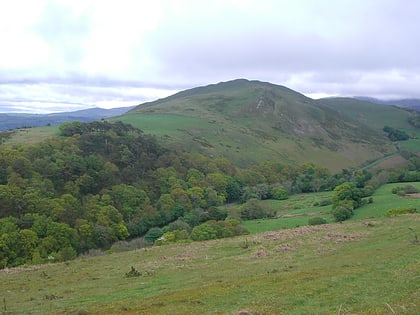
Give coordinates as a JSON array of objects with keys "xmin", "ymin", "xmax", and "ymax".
[{"xmin": 119, "ymin": 79, "xmax": 398, "ymax": 171}]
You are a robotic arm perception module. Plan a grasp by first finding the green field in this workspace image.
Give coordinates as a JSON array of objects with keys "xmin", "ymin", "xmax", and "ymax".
[
  {"xmin": 4, "ymin": 126, "xmax": 59, "ymax": 145},
  {"xmin": 1, "ymin": 184, "xmax": 419, "ymax": 314},
  {"xmin": 244, "ymin": 183, "xmax": 420, "ymax": 233},
  {"xmin": 1, "ymin": 215, "xmax": 418, "ymax": 314}
]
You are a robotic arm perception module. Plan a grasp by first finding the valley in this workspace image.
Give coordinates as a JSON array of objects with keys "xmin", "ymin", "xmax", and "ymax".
[{"xmin": 1, "ymin": 79, "xmax": 420, "ymax": 314}]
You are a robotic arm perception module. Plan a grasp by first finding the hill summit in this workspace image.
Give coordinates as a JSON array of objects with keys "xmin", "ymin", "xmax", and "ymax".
[{"xmin": 125, "ymin": 79, "xmax": 396, "ymax": 171}]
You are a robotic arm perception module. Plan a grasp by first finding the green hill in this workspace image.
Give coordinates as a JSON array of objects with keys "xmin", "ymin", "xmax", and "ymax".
[{"xmin": 112, "ymin": 79, "xmax": 396, "ymax": 171}]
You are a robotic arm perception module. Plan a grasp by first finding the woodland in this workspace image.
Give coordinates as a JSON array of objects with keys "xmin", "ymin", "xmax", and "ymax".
[{"xmin": 1, "ymin": 120, "xmax": 420, "ymax": 268}]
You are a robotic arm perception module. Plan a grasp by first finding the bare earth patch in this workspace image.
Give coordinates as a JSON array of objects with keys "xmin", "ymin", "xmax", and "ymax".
[
  {"xmin": 404, "ymin": 193, "xmax": 420, "ymax": 198},
  {"xmin": 0, "ymin": 264, "xmax": 48, "ymax": 274},
  {"xmin": 321, "ymin": 232, "xmax": 364, "ymax": 243},
  {"xmin": 262, "ymin": 224, "xmax": 330, "ymax": 241},
  {"xmin": 252, "ymin": 249, "xmax": 270, "ymax": 258}
]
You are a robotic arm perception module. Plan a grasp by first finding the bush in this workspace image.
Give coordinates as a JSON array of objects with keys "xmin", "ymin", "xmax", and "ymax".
[
  {"xmin": 57, "ymin": 247, "xmax": 77, "ymax": 262},
  {"xmin": 319, "ymin": 199, "xmax": 332, "ymax": 207},
  {"xmin": 240, "ymin": 199, "xmax": 276, "ymax": 220},
  {"xmin": 385, "ymin": 207, "xmax": 417, "ymax": 217},
  {"xmin": 308, "ymin": 217, "xmax": 327, "ymax": 225},
  {"xmin": 144, "ymin": 227, "xmax": 163, "ymax": 243},
  {"xmin": 332, "ymin": 207, "xmax": 353, "ymax": 222},
  {"xmin": 162, "ymin": 219, "xmax": 192, "ymax": 233},
  {"xmin": 154, "ymin": 229, "xmax": 190, "ymax": 245},
  {"xmin": 270, "ymin": 186, "xmax": 288, "ymax": 200},
  {"xmin": 391, "ymin": 184, "xmax": 419, "ymax": 196},
  {"xmin": 361, "ymin": 185, "xmax": 375, "ymax": 197},
  {"xmin": 190, "ymin": 219, "xmax": 249, "ymax": 241}
]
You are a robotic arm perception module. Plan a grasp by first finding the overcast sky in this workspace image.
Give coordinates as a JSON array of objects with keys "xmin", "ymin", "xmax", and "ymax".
[{"xmin": 1, "ymin": 0, "xmax": 419, "ymax": 113}]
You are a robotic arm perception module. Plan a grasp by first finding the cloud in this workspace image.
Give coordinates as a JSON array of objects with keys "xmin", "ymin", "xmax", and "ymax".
[{"xmin": 0, "ymin": 0, "xmax": 420, "ymax": 113}]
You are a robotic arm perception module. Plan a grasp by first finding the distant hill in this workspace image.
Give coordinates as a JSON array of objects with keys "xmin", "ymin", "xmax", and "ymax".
[
  {"xmin": 317, "ymin": 97, "xmax": 415, "ymax": 132},
  {"xmin": 353, "ymin": 96, "xmax": 420, "ymax": 110},
  {"xmin": 113, "ymin": 79, "xmax": 400, "ymax": 171},
  {"xmin": 0, "ymin": 106, "xmax": 134, "ymax": 131}
]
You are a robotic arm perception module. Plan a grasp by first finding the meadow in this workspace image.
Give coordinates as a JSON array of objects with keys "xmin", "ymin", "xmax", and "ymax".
[{"xmin": 1, "ymin": 184, "xmax": 419, "ymax": 314}]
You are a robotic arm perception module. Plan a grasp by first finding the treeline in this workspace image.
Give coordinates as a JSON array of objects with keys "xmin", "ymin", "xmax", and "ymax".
[
  {"xmin": 383, "ymin": 126, "xmax": 410, "ymax": 141},
  {"xmin": 0, "ymin": 121, "xmax": 417, "ymax": 268}
]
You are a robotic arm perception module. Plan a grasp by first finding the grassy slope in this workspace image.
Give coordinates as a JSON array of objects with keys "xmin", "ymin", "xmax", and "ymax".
[
  {"xmin": 1, "ymin": 216, "xmax": 418, "ymax": 314},
  {"xmin": 3, "ymin": 126, "xmax": 60, "ymax": 146},
  {"xmin": 1, "ymin": 184, "xmax": 419, "ymax": 314},
  {"xmin": 319, "ymin": 97, "xmax": 420, "ymax": 152},
  {"xmin": 112, "ymin": 80, "xmax": 396, "ymax": 171}
]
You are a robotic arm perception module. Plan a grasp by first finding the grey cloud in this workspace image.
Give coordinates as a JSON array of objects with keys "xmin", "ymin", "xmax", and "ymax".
[{"xmin": 33, "ymin": 2, "xmax": 91, "ymax": 66}]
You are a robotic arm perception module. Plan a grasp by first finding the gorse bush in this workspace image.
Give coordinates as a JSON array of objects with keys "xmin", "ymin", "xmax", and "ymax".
[
  {"xmin": 308, "ymin": 217, "xmax": 327, "ymax": 225},
  {"xmin": 190, "ymin": 219, "xmax": 249, "ymax": 241},
  {"xmin": 385, "ymin": 207, "xmax": 417, "ymax": 217}
]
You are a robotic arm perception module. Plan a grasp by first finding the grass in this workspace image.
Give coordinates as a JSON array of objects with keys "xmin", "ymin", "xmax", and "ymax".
[
  {"xmin": 4, "ymin": 126, "xmax": 59, "ymax": 145},
  {"xmin": 352, "ymin": 182, "xmax": 420, "ymax": 220},
  {"xmin": 243, "ymin": 183, "xmax": 420, "ymax": 234},
  {"xmin": 1, "ymin": 184, "xmax": 420, "ymax": 314},
  {"xmin": 1, "ymin": 215, "xmax": 418, "ymax": 314}
]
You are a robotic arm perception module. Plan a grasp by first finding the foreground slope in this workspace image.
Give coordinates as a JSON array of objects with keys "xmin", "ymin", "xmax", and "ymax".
[
  {"xmin": 119, "ymin": 79, "xmax": 395, "ymax": 171},
  {"xmin": 1, "ymin": 215, "xmax": 418, "ymax": 314}
]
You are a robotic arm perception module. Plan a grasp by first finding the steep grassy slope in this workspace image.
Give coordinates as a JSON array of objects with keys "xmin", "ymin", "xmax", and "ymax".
[
  {"xmin": 114, "ymin": 79, "xmax": 396, "ymax": 171},
  {"xmin": 319, "ymin": 97, "xmax": 414, "ymax": 131},
  {"xmin": 1, "ymin": 214, "xmax": 418, "ymax": 314},
  {"xmin": 320, "ymin": 97, "xmax": 420, "ymax": 154}
]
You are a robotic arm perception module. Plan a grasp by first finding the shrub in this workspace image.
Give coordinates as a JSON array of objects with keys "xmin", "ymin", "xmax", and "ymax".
[
  {"xmin": 144, "ymin": 227, "xmax": 163, "ymax": 243},
  {"xmin": 319, "ymin": 199, "xmax": 332, "ymax": 207},
  {"xmin": 57, "ymin": 247, "xmax": 77, "ymax": 262},
  {"xmin": 391, "ymin": 184, "xmax": 419, "ymax": 196},
  {"xmin": 190, "ymin": 219, "xmax": 249, "ymax": 241},
  {"xmin": 240, "ymin": 199, "xmax": 276, "ymax": 220},
  {"xmin": 308, "ymin": 217, "xmax": 327, "ymax": 225},
  {"xmin": 331, "ymin": 199, "xmax": 354, "ymax": 222},
  {"xmin": 361, "ymin": 185, "xmax": 375, "ymax": 197},
  {"xmin": 125, "ymin": 266, "xmax": 141, "ymax": 278},
  {"xmin": 109, "ymin": 237, "xmax": 150, "ymax": 253},
  {"xmin": 332, "ymin": 207, "xmax": 353, "ymax": 222},
  {"xmin": 385, "ymin": 207, "xmax": 417, "ymax": 217},
  {"xmin": 154, "ymin": 229, "xmax": 190, "ymax": 245},
  {"xmin": 270, "ymin": 186, "xmax": 288, "ymax": 200},
  {"xmin": 162, "ymin": 219, "xmax": 192, "ymax": 233}
]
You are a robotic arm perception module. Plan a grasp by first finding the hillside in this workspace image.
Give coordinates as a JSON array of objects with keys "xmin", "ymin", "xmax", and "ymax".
[
  {"xmin": 117, "ymin": 79, "xmax": 396, "ymax": 171},
  {"xmin": 318, "ymin": 97, "xmax": 415, "ymax": 132},
  {"xmin": 1, "ymin": 214, "xmax": 418, "ymax": 314},
  {"xmin": 319, "ymin": 97, "xmax": 420, "ymax": 155}
]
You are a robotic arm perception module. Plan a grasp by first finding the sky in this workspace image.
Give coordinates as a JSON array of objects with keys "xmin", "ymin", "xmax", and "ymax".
[{"xmin": 1, "ymin": 0, "xmax": 419, "ymax": 113}]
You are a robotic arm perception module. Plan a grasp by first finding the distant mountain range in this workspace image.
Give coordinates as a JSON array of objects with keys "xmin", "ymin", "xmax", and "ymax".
[{"xmin": 0, "ymin": 106, "xmax": 134, "ymax": 131}]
